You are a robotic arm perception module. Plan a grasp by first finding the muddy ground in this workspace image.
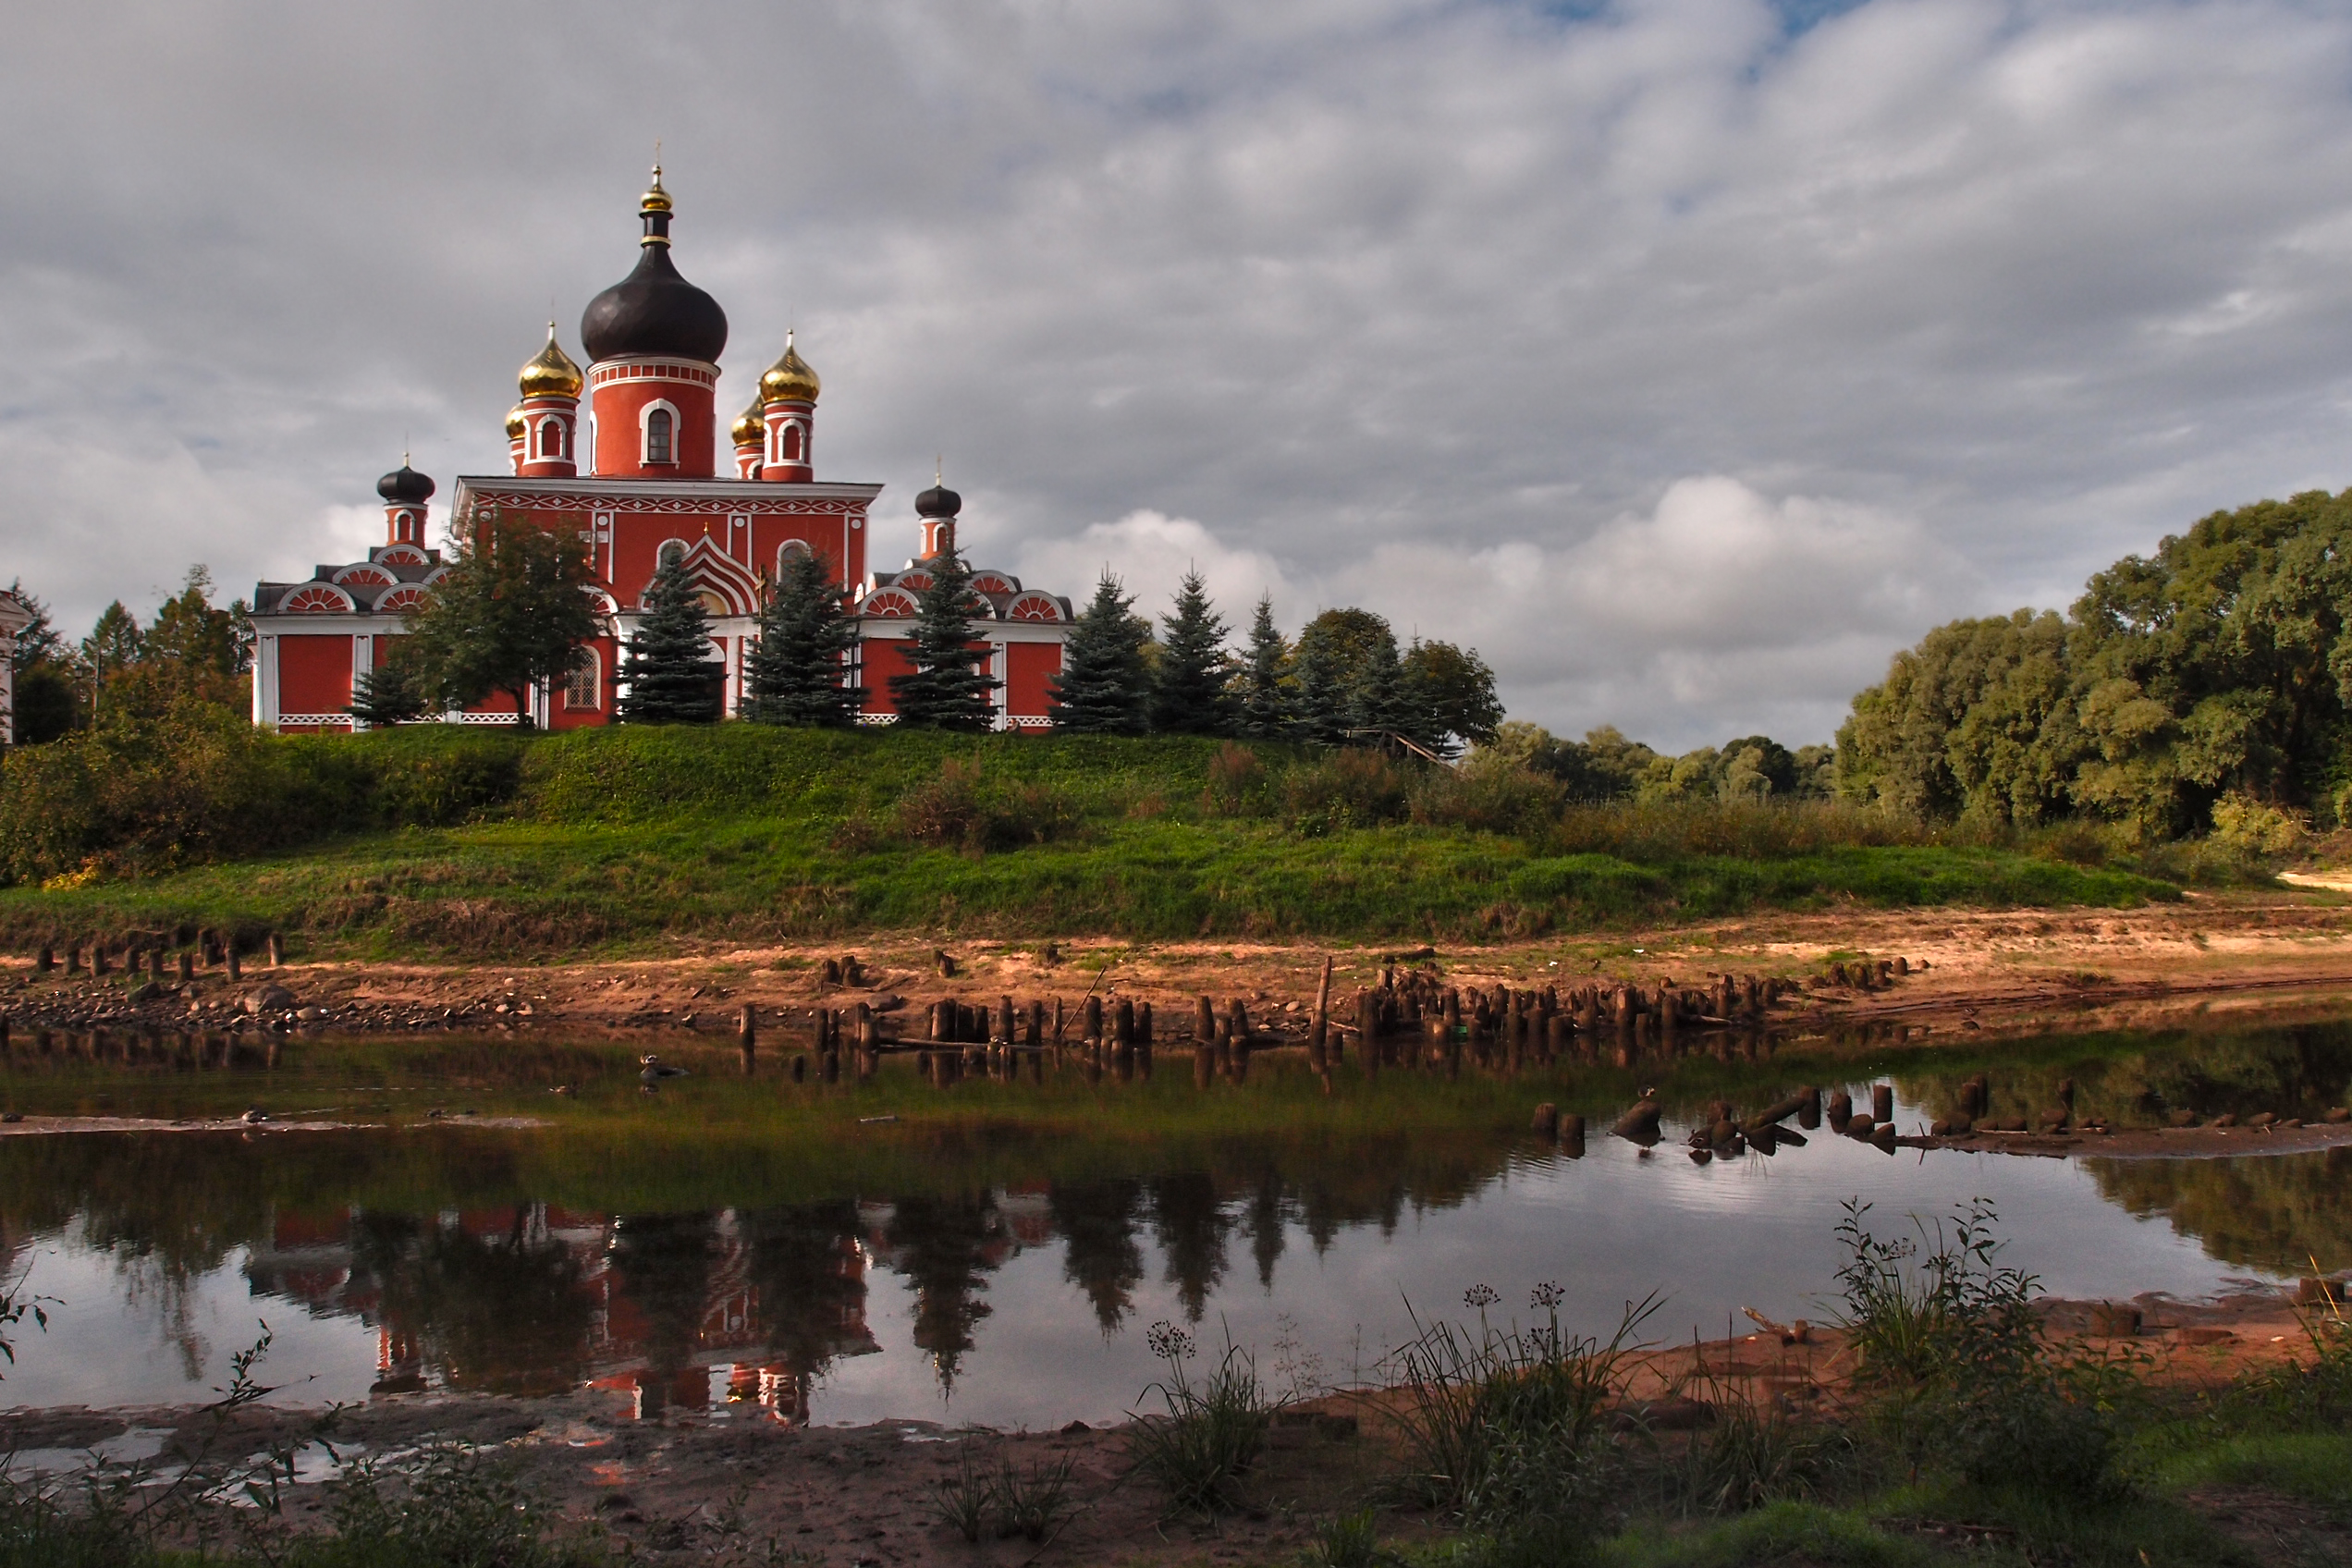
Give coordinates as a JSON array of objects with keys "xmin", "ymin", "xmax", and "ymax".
[
  {"xmin": 5, "ymin": 1287, "xmax": 2345, "ymax": 1566},
  {"xmin": 8, "ymin": 888, "xmax": 2352, "ymax": 1041}
]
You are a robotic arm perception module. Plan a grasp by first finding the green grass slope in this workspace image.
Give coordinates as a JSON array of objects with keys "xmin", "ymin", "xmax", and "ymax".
[{"xmin": 0, "ymin": 726, "xmax": 2178, "ymax": 958}]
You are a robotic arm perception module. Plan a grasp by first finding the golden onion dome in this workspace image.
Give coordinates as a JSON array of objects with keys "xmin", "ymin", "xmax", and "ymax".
[
  {"xmin": 642, "ymin": 164, "xmax": 672, "ymax": 215},
  {"xmin": 518, "ymin": 324, "xmax": 584, "ymax": 400},
  {"xmin": 730, "ymin": 393, "xmax": 766, "ymax": 447},
  {"xmin": 759, "ymin": 330, "xmax": 820, "ymax": 406},
  {"xmin": 505, "ymin": 404, "xmax": 528, "ymax": 441}
]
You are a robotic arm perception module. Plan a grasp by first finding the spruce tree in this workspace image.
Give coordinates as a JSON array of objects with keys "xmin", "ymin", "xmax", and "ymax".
[
  {"xmin": 618, "ymin": 554, "xmax": 723, "ymax": 723},
  {"xmin": 1048, "ymin": 570, "xmax": 1153, "ymax": 734},
  {"xmin": 1233, "ymin": 594, "xmax": 1295, "ymax": 741},
  {"xmin": 348, "ymin": 658, "xmax": 429, "ymax": 727},
  {"xmin": 889, "ymin": 548, "xmax": 998, "ymax": 731},
  {"xmin": 1150, "ymin": 570, "xmax": 1233, "ymax": 734},
  {"xmin": 742, "ymin": 549, "xmax": 864, "ymax": 727}
]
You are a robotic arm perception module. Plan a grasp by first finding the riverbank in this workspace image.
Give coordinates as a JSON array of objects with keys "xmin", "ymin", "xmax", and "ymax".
[
  {"xmin": 6, "ymin": 888, "xmax": 2349, "ymax": 1044},
  {"xmin": 5, "ymin": 1282, "xmax": 2344, "ymax": 1566}
]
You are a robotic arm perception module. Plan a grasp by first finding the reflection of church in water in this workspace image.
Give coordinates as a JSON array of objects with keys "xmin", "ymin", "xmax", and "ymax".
[
  {"xmin": 243, "ymin": 1193, "xmax": 1054, "ymax": 1419},
  {"xmin": 235, "ymin": 1171, "xmax": 1310, "ymax": 1418}
]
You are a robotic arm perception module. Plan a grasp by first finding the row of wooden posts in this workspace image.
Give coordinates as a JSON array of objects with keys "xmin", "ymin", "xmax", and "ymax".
[
  {"xmin": 33, "ymin": 931, "xmax": 284, "ymax": 983},
  {"xmin": 724, "ymin": 964, "xmax": 1806, "ymax": 1086}
]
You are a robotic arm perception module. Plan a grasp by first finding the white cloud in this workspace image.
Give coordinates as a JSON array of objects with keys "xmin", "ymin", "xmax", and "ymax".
[{"xmin": 1014, "ymin": 509, "xmax": 1298, "ymax": 626}]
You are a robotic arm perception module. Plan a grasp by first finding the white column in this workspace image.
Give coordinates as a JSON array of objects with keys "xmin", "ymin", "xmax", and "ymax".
[{"xmin": 255, "ymin": 635, "xmax": 280, "ymax": 727}]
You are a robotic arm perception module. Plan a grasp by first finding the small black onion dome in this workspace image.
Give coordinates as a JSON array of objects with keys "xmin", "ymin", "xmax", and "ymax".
[
  {"xmin": 581, "ymin": 245, "xmax": 729, "ymax": 363},
  {"xmin": 915, "ymin": 483, "xmax": 962, "ymax": 518},
  {"xmin": 377, "ymin": 463, "xmax": 435, "ymax": 504}
]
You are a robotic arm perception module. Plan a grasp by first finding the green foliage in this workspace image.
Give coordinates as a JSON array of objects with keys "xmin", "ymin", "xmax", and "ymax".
[
  {"xmin": 615, "ymin": 554, "xmax": 722, "ymax": 724},
  {"xmin": 1050, "ymin": 570, "xmax": 1154, "ymax": 734},
  {"xmin": 1833, "ymin": 1198, "xmax": 2119, "ymax": 1501},
  {"xmin": 1841, "ymin": 487, "xmax": 2352, "ymax": 837},
  {"xmin": 1129, "ymin": 1318, "xmax": 1276, "ymax": 1514},
  {"xmin": 1151, "ymin": 569, "xmax": 1235, "ymax": 735},
  {"xmin": 741, "ymin": 546, "xmax": 864, "ymax": 727},
  {"xmin": 1234, "ymin": 594, "xmax": 1297, "ymax": 741},
  {"xmin": 1295, "ymin": 607, "xmax": 1404, "ymax": 744},
  {"xmin": 1402, "ymin": 639, "xmax": 1504, "ymax": 755},
  {"xmin": 1390, "ymin": 1283, "xmax": 1647, "ymax": 1550},
  {"xmin": 890, "ymin": 548, "xmax": 998, "ymax": 730},
  {"xmin": 407, "ymin": 511, "xmax": 600, "ymax": 729},
  {"xmin": 347, "ymin": 657, "xmax": 431, "ymax": 729}
]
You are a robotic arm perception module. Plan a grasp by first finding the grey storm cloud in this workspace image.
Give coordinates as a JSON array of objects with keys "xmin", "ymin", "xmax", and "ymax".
[{"xmin": 5, "ymin": 0, "xmax": 2352, "ymax": 747}]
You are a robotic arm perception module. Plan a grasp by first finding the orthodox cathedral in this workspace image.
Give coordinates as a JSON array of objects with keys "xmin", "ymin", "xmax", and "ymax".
[{"xmin": 249, "ymin": 170, "xmax": 1073, "ymax": 731}]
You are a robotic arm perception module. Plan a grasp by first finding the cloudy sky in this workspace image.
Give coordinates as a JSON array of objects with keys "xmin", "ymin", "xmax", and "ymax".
[{"xmin": 5, "ymin": 0, "xmax": 2351, "ymax": 747}]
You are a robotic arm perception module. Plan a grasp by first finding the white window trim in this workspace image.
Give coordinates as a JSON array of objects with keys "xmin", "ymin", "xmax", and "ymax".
[
  {"xmin": 535, "ymin": 415, "xmax": 568, "ymax": 459},
  {"xmin": 640, "ymin": 398, "xmax": 682, "ymax": 466}
]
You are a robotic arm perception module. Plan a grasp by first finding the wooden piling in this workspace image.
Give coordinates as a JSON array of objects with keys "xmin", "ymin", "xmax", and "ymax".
[
  {"xmin": 1310, "ymin": 956, "xmax": 1333, "ymax": 1059},
  {"xmin": 266, "ymin": 933, "xmax": 284, "ymax": 968},
  {"xmin": 1083, "ymin": 994, "xmax": 1104, "ymax": 1044},
  {"xmin": 36, "ymin": 946, "xmax": 53, "ymax": 974},
  {"xmin": 177, "ymin": 950, "xmax": 193, "ymax": 983},
  {"xmin": 1871, "ymin": 1084, "xmax": 1893, "ymax": 1124},
  {"xmin": 226, "ymin": 946, "xmax": 241, "ymax": 982}
]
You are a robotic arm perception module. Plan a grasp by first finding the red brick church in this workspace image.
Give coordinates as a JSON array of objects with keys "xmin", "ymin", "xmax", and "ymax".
[{"xmin": 250, "ymin": 169, "xmax": 1073, "ymax": 732}]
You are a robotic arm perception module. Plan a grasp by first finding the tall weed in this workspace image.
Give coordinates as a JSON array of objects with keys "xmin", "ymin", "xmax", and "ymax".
[
  {"xmin": 1128, "ymin": 1320, "xmax": 1276, "ymax": 1514},
  {"xmin": 1389, "ymin": 1282, "xmax": 1654, "ymax": 1535}
]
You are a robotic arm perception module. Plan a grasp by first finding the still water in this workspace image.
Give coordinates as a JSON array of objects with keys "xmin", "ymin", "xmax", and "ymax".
[{"xmin": 1, "ymin": 1016, "xmax": 2346, "ymax": 1428}]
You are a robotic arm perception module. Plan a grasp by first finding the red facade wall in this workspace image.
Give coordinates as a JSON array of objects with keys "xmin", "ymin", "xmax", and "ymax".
[
  {"xmin": 1004, "ymin": 642, "xmax": 1061, "ymax": 719},
  {"xmin": 277, "ymin": 634, "xmax": 352, "ymax": 717},
  {"xmin": 590, "ymin": 374, "xmax": 717, "ymax": 479},
  {"xmin": 859, "ymin": 639, "xmax": 915, "ymax": 716}
]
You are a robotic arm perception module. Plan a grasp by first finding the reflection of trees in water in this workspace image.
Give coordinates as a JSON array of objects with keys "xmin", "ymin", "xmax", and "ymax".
[
  {"xmin": 352, "ymin": 1209, "xmax": 594, "ymax": 1395},
  {"xmin": 1151, "ymin": 1173, "xmax": 1230, "ymax": 1322},
  {"xmin": 1244, "ymin": 1168, "xmax": 1286, "ymax": 1291},
  {"xmin": 2087, "ymin": 1147, "xmax": 2352, "ymax": 1274},
  {"xmin": 609, "ymin": 1211, "xmax": 719, "ymax": 1415},
  {"xmin": 888, "ymin": 1194, "xmax": 998, "ymax": 1392},
  {"xmin": 1899, "ymin": 1024, "xmax": 2352, "ymax": 1131},
  {"xmin": 737, "ymin": 1200, "xmax": 868, "ymax": 1381},
  {"xmin": 1049, "ymin": 1180, "xmax": 1145, "ymax": 1336}
]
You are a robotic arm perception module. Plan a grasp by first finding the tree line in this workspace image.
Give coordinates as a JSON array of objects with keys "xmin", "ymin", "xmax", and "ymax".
[
  {"xmin": 1836, "ymin": 486, "xmax": 2352, "ymax": 838},
  {"xmin": 339, "ymin": 512, "xmax": 1506, "ymax": 751}
]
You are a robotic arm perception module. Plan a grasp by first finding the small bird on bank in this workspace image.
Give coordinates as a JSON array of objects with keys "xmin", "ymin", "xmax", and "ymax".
[
  {"xmin": 240, "ymin": 1108, "xmax": 269, "ymax": 1124},
  {"xmin": 639, "ymin": 1054, "xmax": 689, "ymax": 1085}
]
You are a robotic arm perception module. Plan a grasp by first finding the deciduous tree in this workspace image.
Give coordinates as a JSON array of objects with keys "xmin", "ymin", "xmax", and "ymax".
[{"xmin": 405, "ymin": 509, "xmax": 602, "ymax": 731}]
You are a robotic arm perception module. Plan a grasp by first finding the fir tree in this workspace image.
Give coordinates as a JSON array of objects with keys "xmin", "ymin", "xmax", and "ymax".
[
  {"xmin": 617, "ymin": 554, "xmax": 724, "ymax": 724},
  {"xmin": 742, "ymin": 549, "xmax": 864, "ymax": 727},
  {"xmin": 1048, "ymin": 570, "xmax": 1152, "ymax": 734},
  {"xmin": 348, "ymin": 658, "xmax": 429, "ymax": 727},
  {"xmin": 1233, "ymin": 594, "xmax": 1295, "ymax": 741},
  {"xmin": 1150, "ymin": 569, "xmax": 1233, "ymax": 734},
  {"xmin": 889, "ymin": 547, "xmax": 998, "ymax": 731}
]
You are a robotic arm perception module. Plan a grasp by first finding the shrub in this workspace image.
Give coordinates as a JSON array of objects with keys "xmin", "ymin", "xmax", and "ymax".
[
  {"xmin": 892, "ymin": 759, "xmax": 1077, "ymax": 852},
  {"xmin": 1202, "ymin": 741, "xmax": 1268, "ymax": 817},
  {"xmin": 1832, "ymin": 1198, "xmax": 2119, "ymax": 1501},
  {"xmin": 1283, "ymin": 748, "xmax": 1414, "ymax": 833},
  {"xmin": 2210, "ymin": 792, "xmax": 2309, "ymax": 856},
  {"xmin": 1413, "ymin": 759, "xmax": 1567, "ymax": 836}
]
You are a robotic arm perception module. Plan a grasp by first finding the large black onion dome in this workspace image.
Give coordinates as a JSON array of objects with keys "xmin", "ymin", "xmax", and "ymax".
[
  {"xmin": 377, "ymin": 462, "xmax": 435, "ymax": 504},
  {"xmin": 915, "ymin": 482, "xmax": 962, "ymax": 518},
  {"xmin": 581, "ymin": 244, "xmax": 729, "ymax": 362}
]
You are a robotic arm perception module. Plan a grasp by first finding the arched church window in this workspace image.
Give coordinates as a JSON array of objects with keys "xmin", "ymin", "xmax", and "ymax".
[
  {"xmin": 539, "ymin": 419, "xmax": 564, "ymax": 459},
  {"xmin": 658, "ymin": 540, "xmax": 687, "ymax": 570},
  {"xmin": 776, "ymin": 539, "xmax": 812, "ymax": 576},
  {"xmin": 646, "ymin": 408, "xmax": 673, "ymax": 464},
  {"xmin": 783, "ymin": 423, "xmax": 802, "ymax": 461}
]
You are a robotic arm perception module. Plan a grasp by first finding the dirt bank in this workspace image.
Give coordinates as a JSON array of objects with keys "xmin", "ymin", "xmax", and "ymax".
[{"xmin": 7, "ymin": 888, "xmax": 2352, "ymax": 1044}]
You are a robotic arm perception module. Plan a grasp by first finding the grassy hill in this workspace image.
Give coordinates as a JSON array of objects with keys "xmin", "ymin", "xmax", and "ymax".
[{"xmin": 0, "ymin": 724, "xmax": 2185, "ymax": 959}]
